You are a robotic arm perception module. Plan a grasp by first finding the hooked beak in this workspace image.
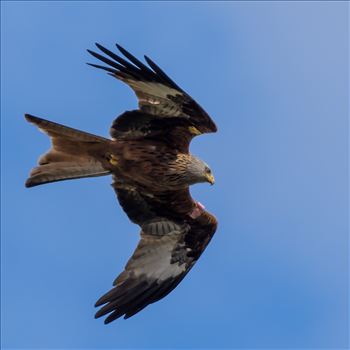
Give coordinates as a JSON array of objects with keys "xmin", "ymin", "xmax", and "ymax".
[{"xmin": 206, "ymin": 173, "xmax": 215, "ymax": 185}]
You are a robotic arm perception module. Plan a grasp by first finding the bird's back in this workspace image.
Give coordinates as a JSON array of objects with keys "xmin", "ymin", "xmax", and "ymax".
[{"xmin": 108, "ymin": 139, "xmax": 193, "ymax": 192}]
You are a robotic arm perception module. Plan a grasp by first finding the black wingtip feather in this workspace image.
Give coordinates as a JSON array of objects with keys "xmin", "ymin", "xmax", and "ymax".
[
  {"xmin": 25, "ymin": 113, "xmax": 41, "ymax": 124},
  {"xmin": 86, "ymin": 63, "xmax": 117, "ymax": 74},
  {"xmin": 144, "ymin": 55, "xmax": 182, "ymax": 91},
  {"xmin": 95, "ymin": 43, "xmax": 145, "ymax": 77},
  {"xmin": 115, "ymin": 43, "xmax": 154, "ymax": 76},
  {"xmin": 115, "ymin": 43, "xmax": 126, "ymax": 53},
  {"xmin": 87, "ymin": 49, "xmax": 125, "ymax": 71},
  {"xmin": 25, "ymin": 178, "xmax": 36, "ymax": 188},
  {"xmin": 88, "ymin": 43, "xmax": 181, "ymax": 89},
  {"xmin": 95, "ymin": 43, "xmax": 124, "ymax": 64}
]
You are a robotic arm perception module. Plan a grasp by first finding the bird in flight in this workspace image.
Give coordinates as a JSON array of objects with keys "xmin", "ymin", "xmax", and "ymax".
[{"xmin": 25, "ymin": 43, "xmax": 218, "ymax": 324}]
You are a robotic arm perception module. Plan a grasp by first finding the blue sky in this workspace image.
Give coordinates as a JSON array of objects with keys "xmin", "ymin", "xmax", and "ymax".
[{"xmin": 1, "ymin": 1, "xmax": 348, "ymax": 349}]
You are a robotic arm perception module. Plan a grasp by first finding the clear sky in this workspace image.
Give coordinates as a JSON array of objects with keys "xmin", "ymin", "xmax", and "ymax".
[{"xmin": 1, "ymin": 1, "xmax": 348, "ymax": 349}]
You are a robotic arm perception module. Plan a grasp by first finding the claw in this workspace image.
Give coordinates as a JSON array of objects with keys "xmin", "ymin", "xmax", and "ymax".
[{"xmin": 106, "ymin": 153, "xmax": 118, "ymax": 166}]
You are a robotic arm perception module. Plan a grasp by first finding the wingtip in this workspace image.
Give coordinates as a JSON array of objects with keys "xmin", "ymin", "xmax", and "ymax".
[
  {"xmin": 86, "ymin": 62, "xmax": 98, "ymax": 68},
  {"xmin": 95, "ymin": 42, "xmax": 103, "ymax": 50},
  {"xmin": 143, "ymin": 55, "xmax": 154, "ymax": 65},
  {"xmin": 24, "ymin": 113, "xmax": 41, "ymax": 125},
  {"xmin": 143, "ymin": 55, "xmax": 154, "ymax": 69},
  {"xmin": 104, "ymin": 312, "xmax": 121, "ymax": 324},
  {"xmin": 94, "ymin": 300, "xmax": 104, "ymax": 308},
  {"xmin": 25, "ymin": 178, "xmax": 36, "ymax": 188},
  {"xmin": 94, "ymin": 294, "xmax": 108, "ymax": 307},
  {"xmin": 115, "ymin": 43, "xmax": 125, "ymax": 52},
  {"xmin": 24, "ymin": 113, "xmax": 34, "ymax": 122},
  {"xmin": 25, "ymin": 180, "xmax": 32, "ymax": 188},
  {"xmin": 94, "ymin": 311, "xmax": 102, "ymax": 319}
]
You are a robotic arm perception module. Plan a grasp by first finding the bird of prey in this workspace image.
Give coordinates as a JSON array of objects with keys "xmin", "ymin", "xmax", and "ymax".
[{"xmin": 25, "ymin": 43, "xmax": 218, "ymax": 324}]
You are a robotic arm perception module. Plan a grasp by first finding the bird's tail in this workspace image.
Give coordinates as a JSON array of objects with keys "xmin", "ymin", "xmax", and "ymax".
[{"xmin": 25, "ymin": 114, "xmax": 112, "ymax": 188}]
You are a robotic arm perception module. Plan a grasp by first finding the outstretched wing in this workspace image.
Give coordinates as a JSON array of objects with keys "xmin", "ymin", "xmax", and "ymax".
[
  {"xmin": 94, "ymin": 180, "xmax": 217, "ymax": 323},
  {"xmin": 87, "ymin": 43, "xmax": 217, "ymax": 151}
]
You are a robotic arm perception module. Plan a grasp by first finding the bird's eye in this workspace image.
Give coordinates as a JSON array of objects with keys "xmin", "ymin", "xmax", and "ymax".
[{"xmin": 205, "ymin": 167, "xmax": 211, "ymax": 174}]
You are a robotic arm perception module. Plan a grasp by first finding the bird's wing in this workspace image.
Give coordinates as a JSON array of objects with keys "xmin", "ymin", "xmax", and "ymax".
[
  {"xmin": 94, "ymin": 179, "xmax": 217, "ymax": 323},
  {"xmin": 108, "ymin": 110, "xmax": 198, "ymax": 153},
  {"xmin": 87, "ymin": 43, "xmax": 217, "ymax": 151}
]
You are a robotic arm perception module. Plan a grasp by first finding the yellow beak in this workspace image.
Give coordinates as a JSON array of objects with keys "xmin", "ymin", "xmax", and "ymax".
[{"xmin": 206, "ymin": 173, "xmax": 215, "ymax": 185}]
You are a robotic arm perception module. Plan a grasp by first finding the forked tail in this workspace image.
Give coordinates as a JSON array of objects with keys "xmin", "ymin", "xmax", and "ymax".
[{"xmin": 25, "ymin": 114, "xmax": 112, "ymax": 188}]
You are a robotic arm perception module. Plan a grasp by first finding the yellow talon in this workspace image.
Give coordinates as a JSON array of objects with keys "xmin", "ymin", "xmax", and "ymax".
[
  {"xmin": 107, "ymin": 153, "xmax": 118, "ymax": 166},
  {"xmin": 188, "ymin": 126, "xmax": 201, "ymax": 135}
]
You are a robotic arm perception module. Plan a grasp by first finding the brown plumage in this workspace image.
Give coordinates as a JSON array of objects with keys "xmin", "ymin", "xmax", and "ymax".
[{"xmin": 25, "ymin": 43, "xmax": 218, "ymax": 323}]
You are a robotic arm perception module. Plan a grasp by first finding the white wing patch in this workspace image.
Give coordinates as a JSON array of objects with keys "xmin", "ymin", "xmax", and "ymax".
[
  {"xmin": 121, "ymin": 79, "xmax": 185, "ymax": 117},
  {"xmin": 122, "ymin": 233, "xmax": 187, "ymax": 282},
  {"xmin": 126, "ymin": 80, "xmax": 182, "ymax": 99}
]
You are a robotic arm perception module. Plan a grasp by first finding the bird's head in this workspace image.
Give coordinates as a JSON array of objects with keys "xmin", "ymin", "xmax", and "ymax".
[{"xmin": 187, "ymin": 156, "xmax": 215, "ymax": 186}]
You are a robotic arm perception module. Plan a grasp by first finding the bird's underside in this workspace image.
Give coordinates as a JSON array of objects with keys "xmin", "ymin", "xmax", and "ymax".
[{"xmin": 25, "ymin": 43, "xmax": 218, "ymax": 323}]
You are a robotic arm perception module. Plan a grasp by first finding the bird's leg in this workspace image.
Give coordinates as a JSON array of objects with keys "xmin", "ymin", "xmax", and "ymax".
[
  {"xmin": 189, "ymin": 201, "xmax": 205, "ymax": 219},
  {"xmin": 106, "ymin": 153, "xmax": 119, "ymax": 166}
]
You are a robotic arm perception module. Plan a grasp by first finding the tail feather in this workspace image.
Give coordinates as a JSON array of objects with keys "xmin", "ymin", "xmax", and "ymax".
[
  {"xmin": 25, "ymin": 161, "xmax": 110, "ymax": 188},
  {"xmin": 25, "ymin": 114, "xmax": 112, "ymax": 188},
  {"xmin": 25, "ymin": 114, "xmax": 108, "ymax": 142}
]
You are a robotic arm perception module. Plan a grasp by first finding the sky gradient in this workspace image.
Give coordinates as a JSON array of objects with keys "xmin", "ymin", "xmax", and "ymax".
[{"xmin": 1, "ymin": 1, "xmax": 349, "ymax": 349}]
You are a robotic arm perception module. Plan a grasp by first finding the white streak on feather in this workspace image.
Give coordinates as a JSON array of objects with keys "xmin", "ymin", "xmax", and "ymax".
[
  {"xmin": 126, "ymin": 234, "xmax": 187, "ymax": 281},
  {"xmin": 127, "ymin": 80, "xmax": 182, "ymax": 99}
]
